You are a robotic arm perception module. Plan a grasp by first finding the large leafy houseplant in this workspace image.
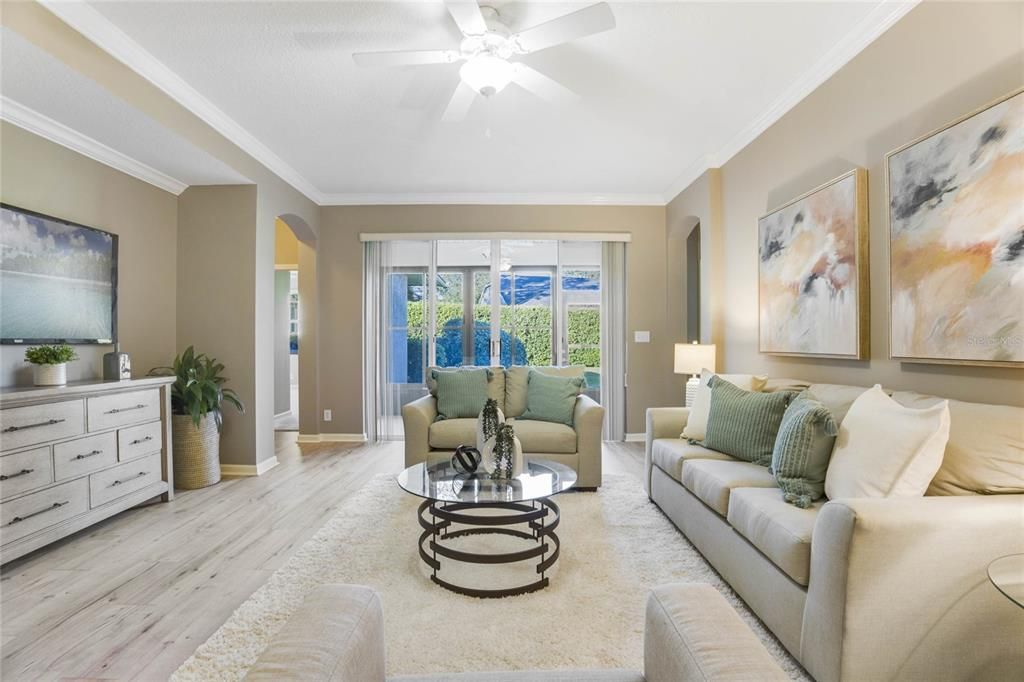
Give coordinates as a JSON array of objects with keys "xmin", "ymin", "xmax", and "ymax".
[{"xmin": 149, "ymin": 346, "xmax": 244, "ymax": 432}]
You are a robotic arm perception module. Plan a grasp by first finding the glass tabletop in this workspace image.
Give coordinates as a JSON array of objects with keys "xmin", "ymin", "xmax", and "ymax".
[
  {"xmin": 988, "ymin": 553, "xmax": 1024, "ymax": 609},
  {"xmin": 397, "ymin": 458, "xmax": 577, "ymax": 503}
]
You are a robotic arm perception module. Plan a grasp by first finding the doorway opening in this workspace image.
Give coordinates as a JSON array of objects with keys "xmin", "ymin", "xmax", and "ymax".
[
  {"xmin": 686, "ymin": 222, "xmax": 701, "ymax": 342},
  {"xmin": 274, "ymin": 219, "xmax": 300, "ymax": 431}
]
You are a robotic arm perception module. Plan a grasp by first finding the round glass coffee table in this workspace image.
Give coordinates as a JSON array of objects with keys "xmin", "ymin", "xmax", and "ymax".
[{"xmin": 397, "ymin": 458, "xmax": 577, "ymax": 598}]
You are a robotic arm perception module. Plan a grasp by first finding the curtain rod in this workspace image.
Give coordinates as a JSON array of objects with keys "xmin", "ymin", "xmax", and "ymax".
[{"xmin": 359, "ymin": 231, "xmax": 632, "ymax": 243}]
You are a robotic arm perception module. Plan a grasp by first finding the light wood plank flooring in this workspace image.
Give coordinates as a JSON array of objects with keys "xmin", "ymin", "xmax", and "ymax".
[{"xmin": 1, "ymin": 433, "xmax": 645, "ymax": 680}]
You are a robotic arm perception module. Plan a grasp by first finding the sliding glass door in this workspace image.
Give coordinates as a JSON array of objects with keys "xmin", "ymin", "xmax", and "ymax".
[{"xmin": 376, "ymin": 238, "xmax": 606, "ymax": 437}]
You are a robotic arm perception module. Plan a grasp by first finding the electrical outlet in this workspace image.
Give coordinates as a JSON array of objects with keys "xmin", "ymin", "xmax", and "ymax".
[
  {"xmin": 323, "ymin": 409, "xmax": 332, "ymax": 422},
  {"xmin": 634, "ymin": 330, "xmax": 651, "ymax": 343}
]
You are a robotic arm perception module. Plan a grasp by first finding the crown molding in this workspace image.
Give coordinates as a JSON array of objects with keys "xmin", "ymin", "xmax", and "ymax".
[
  {"xmin": 662, "ymin": 0, "xmax": 919, "ymax": 202},
  {"xmin": 1, "ymin": 96, "xmax": 188, "ymax": 195},
  {"xmin": 320, "ymin": 192, "xmax": 667, "ymax": 207},
  {"xmin": 39, "ymin": 0, "xmax": 324, "ymax": 205}
]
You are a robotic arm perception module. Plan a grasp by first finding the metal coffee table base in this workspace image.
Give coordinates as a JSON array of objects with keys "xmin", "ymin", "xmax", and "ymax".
[{"xmin": 417, "ymin": 497, "xmax": 561, "ymax": 598}]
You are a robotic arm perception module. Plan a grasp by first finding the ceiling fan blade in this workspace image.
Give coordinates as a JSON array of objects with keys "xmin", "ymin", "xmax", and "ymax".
[
  {"xmin": 512, "ymin": 2, "xmax": 616, "ymax": 54},
  {"xmin": 511, "ymin": 64, "xmax": 577, "ymax": 104},
  {"xmin": 442, "ymin": 81, "xmax": 477, "ymax": 122},
  {"xmin": 444, "ymin": 1, "xmax": 488, "ymax": 36},
  {"xmin": 353, "ymin": 49, "xmax": 460, "ymax": 67}
]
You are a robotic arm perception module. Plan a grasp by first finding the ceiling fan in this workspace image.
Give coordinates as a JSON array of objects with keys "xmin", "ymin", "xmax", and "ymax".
[{"xmin": 352, "ymin": 1, "xmax": 616, "ymax": 121}]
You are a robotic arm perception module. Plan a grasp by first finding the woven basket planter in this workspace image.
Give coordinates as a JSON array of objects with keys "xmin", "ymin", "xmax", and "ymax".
[{"xmin": 172, "ymin": 413, "xmax": 221, "ymax": 490}]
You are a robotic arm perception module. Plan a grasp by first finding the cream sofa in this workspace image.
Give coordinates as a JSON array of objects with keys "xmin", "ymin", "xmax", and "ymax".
[
  {"xmin": 402, "ymin": 366, "xmax": 605, "ymax": 489},
  {"xmin": 245, "ymin": 582, "xmax": 789, "ymax": 681},
  {"xmin": 645, "ymin": 380, "xmax": 1024, "ymax": 682}
]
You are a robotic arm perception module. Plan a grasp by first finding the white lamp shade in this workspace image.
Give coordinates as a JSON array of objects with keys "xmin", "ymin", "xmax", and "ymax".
[{"xmin": 674, "ymin": 343, "xmax": 716, "ymax": 375}]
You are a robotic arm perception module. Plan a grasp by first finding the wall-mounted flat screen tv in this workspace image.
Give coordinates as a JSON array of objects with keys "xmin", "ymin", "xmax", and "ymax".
[{"xmin": 1, "ymin": 204, "xmax": 118, "ymax": 344}]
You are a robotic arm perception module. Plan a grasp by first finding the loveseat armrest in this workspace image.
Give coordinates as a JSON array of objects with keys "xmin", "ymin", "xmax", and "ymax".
[
  {"xmin": 644, "ymin": 583, "xmax": 788, "ymax": 681},
  {"xmin": 803, "ymin": 495, "xmax": 1024, "ymax": 682},
  {"xmin": 245, "ymin": 584, "xmax": 385, "ymax": 681},
  {"xmin": 643, "ymin": 407, "xmax": 690, "ymax": 495},
  {"xmin": 401, "ymin": 394, "xmax": 437, "ymax": 467},
  {"xmin": 574, "ymin": 394, "xmax": 605, "ymax": 489}
]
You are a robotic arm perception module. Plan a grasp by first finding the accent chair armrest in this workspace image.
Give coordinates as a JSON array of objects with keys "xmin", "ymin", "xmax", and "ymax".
[
  {"xmin": 244, "ymin": 584, "xmax": 385, "ymax": 681},
  {"xmin": 644, "ymin": 407, "xmax": 690, "ymax": 495},
  {"xmin": 573, "ymin": 394, "xmax": 605, "ymax": 488},
  {"xmin": 401, "ymin": 394, "xmax": 437, "ymax": 467},
  {"xmin": 644, "ymin": 583, "xmax": 788, "ymax": 681},
  {"xmin": 803, "ymin": 494, "xmax": 1024, "ymax": 682}
]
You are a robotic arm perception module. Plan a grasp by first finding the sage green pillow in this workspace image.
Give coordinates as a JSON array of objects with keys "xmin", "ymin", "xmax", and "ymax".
[
  {"xmin": 702, "ymin": 376, "xmax": 794, "ymax": 465},
  {"xmin": 770, "ymin": 391, "xmax": 838, "ymax": 508},
  {"xmin": 520, "ymin": 370, "xmax": 584, "ymax": 426},
  {"xmin": 432, "ymin": 368, "xmax": 491, "ymax": 420}
]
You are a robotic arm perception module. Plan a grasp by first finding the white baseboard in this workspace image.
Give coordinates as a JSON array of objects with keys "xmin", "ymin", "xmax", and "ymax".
[
  {"xmin": 624, "ymin": 432, "xmax": 646, "ymax": 442},
  {"xmin": 296, "ymin": 433, "xmax": 368, "ymax": 444},
  {"xmin": 221, "ymin": 456, "xmax": 279, "ymax": 477}
]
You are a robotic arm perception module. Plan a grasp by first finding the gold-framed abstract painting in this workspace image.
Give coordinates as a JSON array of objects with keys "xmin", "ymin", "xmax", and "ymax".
[
  {"xmin": 886, "ymin": 88, "xmax": 1024, "ymax": 367},
  {"xmin": 758, "ymin": 169, "xmax": 869, "ymax": 359}
]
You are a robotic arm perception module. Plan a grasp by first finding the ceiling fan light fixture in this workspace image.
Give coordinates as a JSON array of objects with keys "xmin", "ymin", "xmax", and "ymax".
[{"xmin": 459, "ymin": 54, "xmax": 513, "ymax": 97}]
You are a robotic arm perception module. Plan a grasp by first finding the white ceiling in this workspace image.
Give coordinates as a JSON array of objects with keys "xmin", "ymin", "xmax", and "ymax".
[
  {"xmin": 0, "ymin": 27, "xmax": 251, "ymax": 192},
  {"xmin": 30, "ymin": 1, "xmax": 915, "ymax": 204}
]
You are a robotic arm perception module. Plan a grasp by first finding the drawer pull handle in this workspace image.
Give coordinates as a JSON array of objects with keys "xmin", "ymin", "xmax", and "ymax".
[
  {"xmin": 2, "ymin": 418, "xmax": 66, "ymax": 433},
  {"xmin": 0, "ymin": 468, "xmax": 35, "ymax": 481},
  {"xmin": 110, "ymin": 471, "xmax": 148, "ymax": 487},
  {"xmin": 105, "ymin": 404, "xmax": 146, "ymax": 415},
  {"xmin": 8, "ymin": 500, "xmax": 68, "ymax": 525},
  {"xmin": 74, "ymin": 450, "xmax": 103, "ymax": 460},
  {"xmin": 129, "ymin": 436, "xmax": 154, "ymax": 446}
]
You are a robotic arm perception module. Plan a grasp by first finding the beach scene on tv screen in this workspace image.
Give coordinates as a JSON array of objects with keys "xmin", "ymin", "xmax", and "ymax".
[{"xmin": 1, "ymin": 207, "xmax": 114, "ymax": 341}]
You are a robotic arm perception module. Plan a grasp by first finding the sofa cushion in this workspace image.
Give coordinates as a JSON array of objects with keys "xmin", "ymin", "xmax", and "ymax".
[
  {"xmin": 681, "ymin": 459, "xmax": 778, "ymax": 517},
  {"xmin": 428, "ymin": 365, "xmax": 506, "ymax": 413},
  {"xmin": 825, "ymin": 385, "xmax": 950, "ymax": 500},
  {"xmin": 805, "ymin": 383, "xmax": 876, "ymax": 424},
  {"xmin": 770, "ymin": 391, "xmax": 838, "ymax": 508},
  {"xmin": 432, "ymin": 368, "xmax": 492, "ymax": 420},
  {"xmin": 652, "ymin": 439, "xmax": 735, "ymax": 483},
  {"xmin": 703, "ymin": 377, "xmax": 795, "ymax": 465},
  {"xmin": 682, "ymin": 370, "xmax": 768, "ymax": 442},
  {"xmin": 893, "ymin": 391, "xmax": 1024, "ymax": 496},
  {"xmin": 428, "ymin": 418, "xmax": 477, "ymax": 450},
  {"xmin": 508, "ymin": 418, "xmax": 577, "ymax": 454},
  {"xmin": 727, "ymin": 487, "xmax": 821, "ymax": 586},
  {"xmin": 521, "ymin": 370, "xmax": 584, "ymax": 426},
  {"xmin": 505, "ymin": 366, "xmax": 586, "ymax": 418}
]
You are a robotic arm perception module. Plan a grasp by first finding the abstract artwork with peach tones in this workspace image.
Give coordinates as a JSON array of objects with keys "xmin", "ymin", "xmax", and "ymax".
[
  {"xmin": 888, "ymin": 90, "xmax": 1024, "ymax": 365},
  {"xmin": 758, "ymin": 170, "xmax": 865, "ymax": 358}
]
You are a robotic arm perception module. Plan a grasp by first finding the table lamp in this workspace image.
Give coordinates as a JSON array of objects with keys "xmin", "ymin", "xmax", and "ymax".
[{"xmin": 674, "ymin": 342, "xmax": 716, "ymax": 406}]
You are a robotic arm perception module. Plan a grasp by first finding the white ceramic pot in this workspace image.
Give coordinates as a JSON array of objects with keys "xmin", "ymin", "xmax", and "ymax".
[
  {"xmin": 481, "ymin": 430, "xmax": 524, "ymax": 479},
  {"xmin": 33, "ymin": 363, "xmax": 67, "ymax": 386}
]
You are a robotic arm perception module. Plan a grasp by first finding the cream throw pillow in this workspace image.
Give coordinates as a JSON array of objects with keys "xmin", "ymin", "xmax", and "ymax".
[
  {"xmin": 825, "ymin": 385, "xmax": 950, "ymax": 499},
  {"xmin": 681, "ymin": 369, "xmax": 768, "ymax": 441}
]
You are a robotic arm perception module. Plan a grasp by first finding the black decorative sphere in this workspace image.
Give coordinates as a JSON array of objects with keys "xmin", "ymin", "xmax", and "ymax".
[{"xmin": 452, "ymin": 445, "xmax": 481, "ymax": 474}]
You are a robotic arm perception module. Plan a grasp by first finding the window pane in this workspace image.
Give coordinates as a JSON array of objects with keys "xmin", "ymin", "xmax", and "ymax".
[{"xmin": 435, "ymin": 271, "xmax": 465, "ymax": 367}]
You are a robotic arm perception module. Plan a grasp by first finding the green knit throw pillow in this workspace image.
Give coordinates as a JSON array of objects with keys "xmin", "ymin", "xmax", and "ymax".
[
  {"xmin": 770, "ymin": 390, "xmax": 838, "ymax": 508},
  {"xmin": 702, "ymin": 376, "xmax": 794, "ymax": 465},
  {"xmin": 432, "ymin": 368, "xmax": 492, "ymax": 420},
  {"xmin": 520, "ymin": 370, "xmax": 584, "ymax": 426}
]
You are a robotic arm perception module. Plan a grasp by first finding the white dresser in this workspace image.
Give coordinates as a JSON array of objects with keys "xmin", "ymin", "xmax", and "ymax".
[{"xmin": 0, "ymin": 377, "xmax": 174, "ymax": 563}]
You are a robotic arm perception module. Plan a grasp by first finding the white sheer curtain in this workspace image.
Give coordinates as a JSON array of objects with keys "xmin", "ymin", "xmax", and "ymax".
[
  {"xmin": 362, "ymin": 241, "xmax": 387, "ymax": 441},
  {"xmin": 601, "ymin": 242, "xmax": 626, "ymax": 441}
]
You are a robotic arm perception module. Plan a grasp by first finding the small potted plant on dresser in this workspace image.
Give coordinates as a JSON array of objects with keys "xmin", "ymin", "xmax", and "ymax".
[
  {"xmin": 149, "ymin": 346, "xmax": 244, "ymax": 489},
  {"xmin": 24, "ymin": 344, "xmax": 78, "ymax": 386}
]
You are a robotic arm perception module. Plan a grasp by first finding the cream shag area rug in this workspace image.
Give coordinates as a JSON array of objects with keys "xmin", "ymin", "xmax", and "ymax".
[{"xmin": 172, "ymin": 473, "xmax": 808, "ymax": 680}]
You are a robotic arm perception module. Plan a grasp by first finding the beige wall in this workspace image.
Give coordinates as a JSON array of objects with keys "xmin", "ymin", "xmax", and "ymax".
[
  {"xmin": 0, "ymin": 122, "xmax": 178, "ymax": 387},
  {"xmin": 275, "ymin": 219, "xmax": 299, "ymax": 266},
  {"xmin": 318, "ymin": 204, "xmax": 674, "ymax": 435},
  {"xmin": 668, "ymin": 2, "xmax": 1024, "ymax": 406}
]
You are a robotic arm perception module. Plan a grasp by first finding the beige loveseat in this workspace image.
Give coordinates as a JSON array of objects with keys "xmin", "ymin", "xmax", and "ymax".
[
  {"xmin": 402, "ymin": 366, "xmax": 605, "ymax": 488},
  {"xmin": 645, "ymin": 380, "xmax": 1024, "ymax": 682},
  {"xmin": 245, "ymin": 583, "xmax": 789, "ymax": 681}
]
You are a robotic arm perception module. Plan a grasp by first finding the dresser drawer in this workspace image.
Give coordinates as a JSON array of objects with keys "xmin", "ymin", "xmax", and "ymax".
[
  {"xmin": 0, "ymin": 446, "xmax": 53, "ymax": 501},
  {"xmin": 87, "ymin": 390, "xmax": 160, "ymax": 432},
  {"xmin": 1, "ymin": 477, "xmax": 89, "ymax": 545},
  {"xmin": 53, "ymin": 432, "xmax": 118, "ymax": 481},
  {"xmin": 0, "ymin": 400, "xmax": 85, "ymax": 453},
  {"xmin": 89, "ymin": 452, "xmax": 161, "ymax": 508},
  {"xmin": 118, "ymin": 421, "xmax": 163, "ymax": 462}
]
